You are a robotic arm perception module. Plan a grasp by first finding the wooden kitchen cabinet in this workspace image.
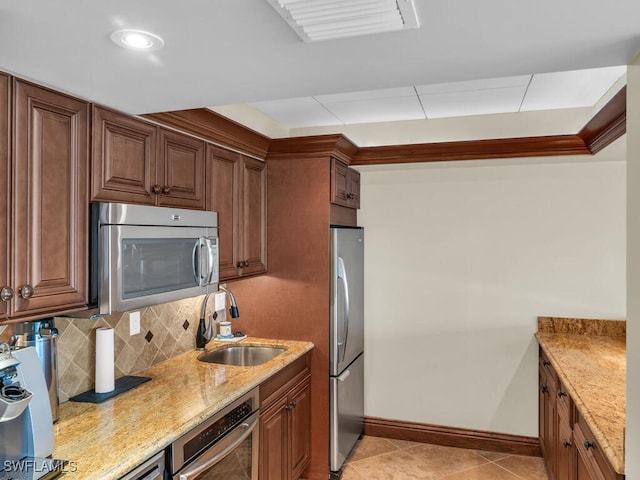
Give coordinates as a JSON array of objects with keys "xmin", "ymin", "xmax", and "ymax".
[
  {"xmin": 539, "ymin": 350, "xmax": 557, "ymax": 478},
  {"xmin": 539, "ymin": 348, "xmax": 623, "ymax": 480},
  {"xmin": 331, "ymin": 158, "xmax": 360, "ymax": 209},
  {"xmin": 1, "ymin": 79, "xmax": 89, "ymax": 321},
  {"xmin": 259, "ymin": 354, "xmax": 311, "ymax": 480},
  {"xmin": 207, "ymin": 145, "xmax": 266, "ymax": 280},
  {"xmin": 92, "ymin": 106, "xmax": 205, "ymax": 209},
  {"xmin": 0, "ymin": 73, "xmax": 9, "ymax": 319}
]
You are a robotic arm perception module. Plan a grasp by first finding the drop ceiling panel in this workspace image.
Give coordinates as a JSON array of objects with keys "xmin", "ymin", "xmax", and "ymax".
[
  {"xmin": 415, "ymin": 75, "xmax": 532, "ymax": 95},
  {"xmin": 520, "ymin": 66, "xmax": 626, "ymax": 111},
  {"xmin": 322, "ymin": 95, "xmax": 425, "ymax": 124},
  {"xmin": 315, "ymin": 86, "xmax": 417, "ymax": 103},
  {"xmin": 420, "ymin": 86, "xmax": 528, "ymax": 119},
  {"xmin": 250, "ymin": 97, "xmax": 340, "ymax": 127}
]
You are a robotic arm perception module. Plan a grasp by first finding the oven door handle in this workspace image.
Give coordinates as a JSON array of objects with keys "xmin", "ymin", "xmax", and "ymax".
[{"xmin": 177, "ymin": 412, "xmax": 258, "ymax": 480}]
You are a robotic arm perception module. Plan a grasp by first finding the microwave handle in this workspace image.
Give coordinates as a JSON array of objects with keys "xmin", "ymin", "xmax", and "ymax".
[
  {"xmin": 193, "ymin": 238, "xmax": 204, "ymax": 286},
  {"xmin": 204, "ymin": 237, "xmax": 217, "ymax": 285}
]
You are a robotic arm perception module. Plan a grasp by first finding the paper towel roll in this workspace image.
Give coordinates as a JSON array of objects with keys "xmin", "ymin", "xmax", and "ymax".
[{"xmin": 95, "ymin": 327, "xmax": 115, "ymax": 393}]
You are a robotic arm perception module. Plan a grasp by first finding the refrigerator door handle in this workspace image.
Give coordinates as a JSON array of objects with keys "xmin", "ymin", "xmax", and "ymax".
[
  {"xmin": 337, "ymin": 256, "xmax": 350, "ymax": 363},
  {"xmin": 336, "ymin": 368, "xmax": 351, "ymax": 382}
]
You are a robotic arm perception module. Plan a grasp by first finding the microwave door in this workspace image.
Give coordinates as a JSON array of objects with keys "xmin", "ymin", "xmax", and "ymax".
[{"xmin": 101, "ymin": 225, "xmax": 216, "ymax": 314}]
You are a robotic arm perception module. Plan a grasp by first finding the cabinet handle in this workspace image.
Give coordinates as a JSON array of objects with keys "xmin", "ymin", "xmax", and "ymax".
[
  {"xmin": 19, "ymin": 285, "xmax": 34, "ymax": 299},
  {"xmin": 151, "ymin": 184, "xmax": 161, "ymax": 194},
  {"xmin": 237, "ymin": 260, "xmax": 249, "ymax": 268},
  {"xmin": 289, "ymin": 399, "xmax": 297, "ymax": 408},
  {"xmin": 540, "ymin": 385, "xmax": 548, "ymax": 393},
  {"xmin": 543, "ymin": 360, "xmax": 551, "ymax": 366},
  {"xmin": 563, "ymin": 440, "xmax": 572, "ymax": 448},
  {"xmin": 162, "ymin": 185, "xmax": 171, "ymax": 195},
  {"xmin": 584, "ymin": 440, "xmax": 596, "ymax": 450},
  {"xmin": 0, "ymin": 287, "xmax": 14, "ymax": 302},
  {"xmin": 244, "ymin": 261, "xmax": 249, "ymax": 267},
  {"xmin": 557, "ymin": 391, "xmax": 567, "ymax": 398}
]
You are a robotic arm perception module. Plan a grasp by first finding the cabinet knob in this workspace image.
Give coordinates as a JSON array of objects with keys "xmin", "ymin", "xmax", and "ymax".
[
  {"xmin": 0, "ymin": 287, "xmax": 14, "ymax": 302},
  {"xmin": 151, "ymin": 184, "xmax": 161, "ymax": 194},
  {"xmin": 543, "ymin": 360, "xmax": 551, "ymax": 366},
  {"xmin": 557, "ymin": 391, "xmax": 567, "ymax": 398},
  {"xmin": 162, "ymin": 186, "xmax": 171, "ymax": 195},
  {"xmin": 289, "ymin": 399, "xmax": 297, "ymax": 408},
  {"xmin": 540, "ymin": 385, "xmax": 548, "ymax": 394},
  {"xmin": 18, "ymin": 285, "xmax": 34, "ymax": 299},
  {"xmin": 237, "ymin": 260, "xmax": 249, "ymax": 268},
  {"xmin": 563, "ymin": 440, "xmax": 572, "ymax": 448},
  {"xmin": 584, "ymin": 440, "xmax": 596, "ymax": 450}
]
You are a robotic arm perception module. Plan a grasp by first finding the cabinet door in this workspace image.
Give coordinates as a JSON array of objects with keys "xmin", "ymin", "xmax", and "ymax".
[
  {"xmin": 574, "ymin": 423, "xmax": 606, "ymax": 480},
  {"xmin": 556, "ymin": 410, "xmax": 574, "ymax": 480},
  {"xmin": 331, "ymin": 158, "xmax": 350, "ymax": 207},
  {"xmin": 0, "ymin": 73, "xmax": 8, "ymax": 318},
  {"xmin": 12, "ymin": 80, "xmax": 88, "ymax": 317},
  {"xmin": 91, "ymin": 106, "xmax": 157, "ymax": 205},
  {"xmin": 157, "ymin": 129, "xmax": 205, "ymax": 209},
  {"xmin": 289, "ymin": 375, "xmax": 311, "ymax": 480},
  {"xmin": 207, "ymin": 145, "xmax": 241, "ymax": 280},
  {"xmin": 539, "ymin": 363, "xmax": 557, "ymax": 478},
  {"xmin": 259, "ymin": 396, "xmax": 289, "ymax": 480},
  {"xmin": 240, "ymin": 156, "xmax": 266, "ymax": 276}
]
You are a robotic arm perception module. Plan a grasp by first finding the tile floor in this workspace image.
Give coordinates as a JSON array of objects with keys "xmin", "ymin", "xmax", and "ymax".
[{"xmin": 340, "ymin": 435, "xmax": 549, "ymax": 480}]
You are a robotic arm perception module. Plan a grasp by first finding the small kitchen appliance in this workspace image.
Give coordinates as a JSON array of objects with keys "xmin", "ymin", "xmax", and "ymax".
[
  {"xmin": 11, "ymin": 318, "xmax": 59, "ymax": 422},
  {"xmin": 0, "ymin": 344, "xmax": 64, "ymax": 479},
  {"xmin": 91, "ymin": 202, "xmax": 219, "ymax": 315}
]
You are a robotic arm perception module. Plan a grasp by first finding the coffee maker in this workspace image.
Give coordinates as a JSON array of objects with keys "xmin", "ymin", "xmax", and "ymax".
[{"xmin": 0, "ymin": 344, "xmax": 56, "ymax": 476}]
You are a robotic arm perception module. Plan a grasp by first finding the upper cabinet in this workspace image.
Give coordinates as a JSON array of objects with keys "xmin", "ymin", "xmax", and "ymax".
[
  {"xmin": 0, "ymin": 74, "xmax": 9, "ymax": 319},
  {"xmin": 91, "ymin": 106, "xmax": 205, "ymax": 210},
  {"xmin": 1, "ymin": 80, "xmax": 89, "ymax": 321},
  {"xmin": 207, "ymin": 145, "xmax": 266, "ymax": 280},
  {"xmin": 331, "ymin": 158, "xmax": 360, "ymax": 209}
]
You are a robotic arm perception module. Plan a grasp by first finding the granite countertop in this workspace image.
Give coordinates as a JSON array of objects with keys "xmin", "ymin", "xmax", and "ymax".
[
  {"xmin": 51, "ymin": 337, "xmax": 314, "ymax": 480},
  {"xmin": 535, "ymin": 317, "xmax": 626, "ymax": 475}
]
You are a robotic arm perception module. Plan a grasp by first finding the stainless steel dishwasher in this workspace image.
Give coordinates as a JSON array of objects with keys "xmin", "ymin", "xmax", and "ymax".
[
  {"xmin": 166, "ymin": 387, "xmax": 259, "ymax": 480},
  {"xmin": 119, "ymin": 452, "xmax": 165, "ymax": 480}
]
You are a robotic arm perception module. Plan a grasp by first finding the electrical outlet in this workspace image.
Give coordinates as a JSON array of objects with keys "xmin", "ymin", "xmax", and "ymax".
[
  {"xmin": 129, "ymin": 311, "xmax": 141, "ymax": 336},
  {"xmin": 214, "ymin": 292, "xmax": 226, "ymax": 311}
]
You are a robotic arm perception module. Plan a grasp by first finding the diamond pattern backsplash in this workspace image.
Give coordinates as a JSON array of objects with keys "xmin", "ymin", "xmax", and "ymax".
[{"xmin": 0, "ymin": 295, "xmax": 215, "ymax": 403}]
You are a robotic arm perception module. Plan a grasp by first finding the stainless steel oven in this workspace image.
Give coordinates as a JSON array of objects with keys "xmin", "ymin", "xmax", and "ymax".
[{"xmin": 167, "ymin": 388, "xmax": 259, "ymax": 480}]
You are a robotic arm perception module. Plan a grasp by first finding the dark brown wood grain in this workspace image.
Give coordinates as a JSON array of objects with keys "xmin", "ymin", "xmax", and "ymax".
[
  {"xmin": 268, "ymin": 134, "xmax": 359, "ymax": 164},
  {"xmin": 578, "ymin": 86, "xmax": 626, "ymax": 154},
  {"xmin": 364, "ymin": 417, "xmax": 542, "ymax": 457},
  {"xmin": 0, "ymin": 73, "xmax": 9, "ymax": 319},
  {"xmin": 91, "ymin": 105, "xmax": 158, "ymax": 205},
  {"xmin": 157, "ymin": 128, "xmax": 206, "ymax": 209},
  {"xmin": 11, "ymin": 79, "xmax": 89, "ymax": 320},
  {"xmin": 144, "ymin": 108, "xmax": 271, "ymax": 159}
]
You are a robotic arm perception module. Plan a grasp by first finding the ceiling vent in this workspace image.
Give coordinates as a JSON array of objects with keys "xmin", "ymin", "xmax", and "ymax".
[{"xmin": 266, "ymin": 0, "xmax": 420, "ymax": 42}]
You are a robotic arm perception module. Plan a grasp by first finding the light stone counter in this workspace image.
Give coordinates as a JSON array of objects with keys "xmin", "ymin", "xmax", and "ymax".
[
  {"xmin": 51, "ymin": 337, "xmax": 314, "ymax": 480},
  {"xmin": 536, "ymin": 317, "xmax": 625, "ymax": 475}
]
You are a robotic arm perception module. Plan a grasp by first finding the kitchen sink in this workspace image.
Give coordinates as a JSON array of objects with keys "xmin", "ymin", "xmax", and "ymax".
[{"xmin": 198, "ymin": 346, "xmax": 286, "ymax": 366}]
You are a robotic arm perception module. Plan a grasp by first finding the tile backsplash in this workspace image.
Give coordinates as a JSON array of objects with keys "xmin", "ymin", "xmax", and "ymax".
[{"xmin": 1, "ymin": 295, "xmax": 215, "ymax": 403}]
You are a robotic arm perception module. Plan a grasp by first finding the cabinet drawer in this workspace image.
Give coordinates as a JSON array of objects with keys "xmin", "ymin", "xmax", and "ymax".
[
  {"xmin": 575, "ymin": 413, "xmax": 622, "ymax": 480},
  {"xmin": 259, "ymin": 353, "xmax": 311, "ymax": 410},
  {"xmin": 556, "ymin": 379, "xmax": 573, "ymax": 424}
]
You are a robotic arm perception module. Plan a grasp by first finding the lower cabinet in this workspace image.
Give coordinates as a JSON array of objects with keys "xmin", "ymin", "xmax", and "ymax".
[
  {"xmin": 538, "ymin": 348, "xmax": 623, "ymax": 480},
  {"xmin": 259, "ymin": 354, "xmax": 311, "ymax": 480}
]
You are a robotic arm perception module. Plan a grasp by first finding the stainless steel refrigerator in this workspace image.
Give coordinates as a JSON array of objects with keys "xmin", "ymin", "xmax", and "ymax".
[{"xmin": 330, "ymin": 226, "xmax": 365, "ymax": 476}]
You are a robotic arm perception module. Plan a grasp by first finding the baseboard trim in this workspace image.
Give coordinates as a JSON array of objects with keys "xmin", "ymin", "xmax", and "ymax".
[{"xmin": 364, "ymin": 417, "xmax": 541, "ymax": 457}]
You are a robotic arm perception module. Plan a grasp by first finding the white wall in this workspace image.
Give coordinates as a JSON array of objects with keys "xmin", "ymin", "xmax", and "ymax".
[
  {"xmin": 626, "ymin": 53, "xmax": 640, "ymax": 477},
  {"xmin": 357, "ymin": 145, "xmax": 626, "ymax": 437}
]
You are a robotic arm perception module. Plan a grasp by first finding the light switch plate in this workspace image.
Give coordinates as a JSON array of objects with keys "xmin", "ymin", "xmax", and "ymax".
[
  {"xmin": 214, "ymin": 292, "xmax": 226, "ymax": 311},
  {"xmin": 130, "ymin": 311, "xmax": 141, "ymax": 336}
]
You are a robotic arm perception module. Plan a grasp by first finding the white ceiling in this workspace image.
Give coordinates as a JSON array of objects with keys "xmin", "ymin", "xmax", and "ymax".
[
  {"xmin": 249, "ymin": 66, "xmax": 626, "ymax": 128},
  {"xmin": 0, "ymin": 0, "xmax": 638, "ymax": 119}
]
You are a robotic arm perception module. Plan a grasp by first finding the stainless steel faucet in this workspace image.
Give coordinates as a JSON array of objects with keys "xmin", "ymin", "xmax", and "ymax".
[{"xmin": 196, "ymin": 284, "xmax": 240, "ymax": 350}]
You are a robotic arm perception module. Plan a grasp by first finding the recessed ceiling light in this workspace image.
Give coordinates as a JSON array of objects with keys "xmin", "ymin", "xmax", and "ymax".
[{"xmin": 110, "ymin": 29, "xmax": 164, "ymax": 51}]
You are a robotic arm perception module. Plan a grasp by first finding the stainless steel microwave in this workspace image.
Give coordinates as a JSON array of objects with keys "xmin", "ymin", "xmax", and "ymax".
[{"xmin": 91, "ymin": 202, "xmax": 219, "ymax": 315}]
